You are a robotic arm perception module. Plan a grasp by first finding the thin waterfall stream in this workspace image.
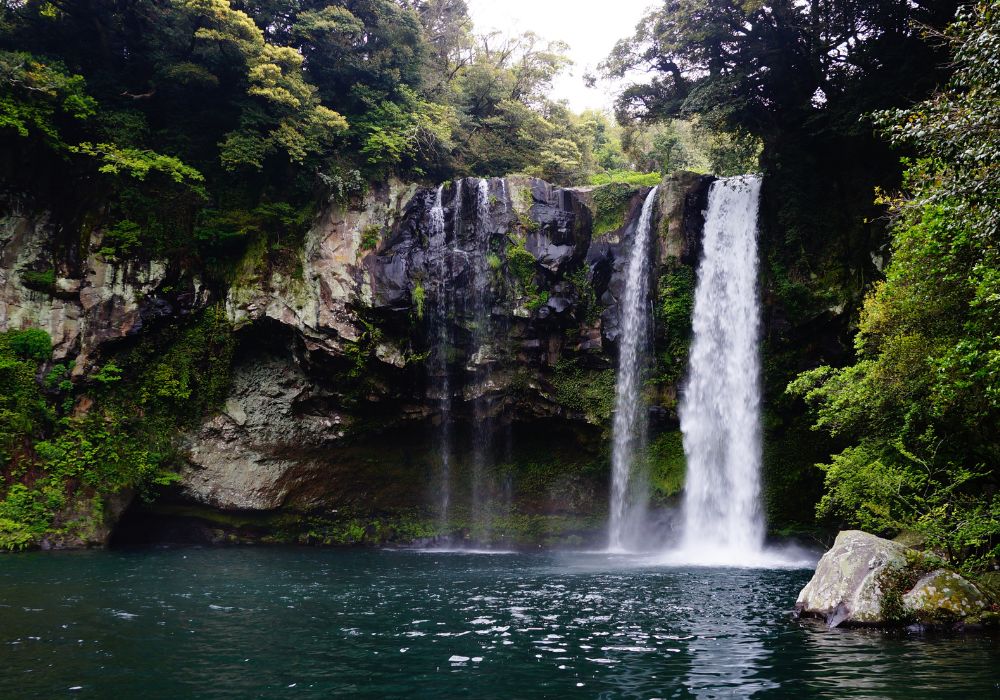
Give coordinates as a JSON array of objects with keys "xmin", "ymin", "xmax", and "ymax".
[
  {"xmin": 427, "ymin": 178, "xmax": 508, "ymax": 547},
  {"xmin": 608, "ymin": 186, "xmax": 658, "ymax": 552},
  {"xmin": 428, "ymin": 183, "xmax": 452, "ymax": 534},
  {"xmin": 470, "ymin": 177, "xmax": 495, "ymax": 542}
]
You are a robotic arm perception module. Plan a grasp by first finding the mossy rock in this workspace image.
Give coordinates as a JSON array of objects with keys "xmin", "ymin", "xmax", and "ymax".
[
  {"xmin": 590, "ymin": 183, "xmax": 638, "ymax": 236},
  {"xmin": 903, "ymin": 569, "xmax": 990, "ymax": 624},
  {"xmin": 648, "ymin": 431, "xmax": 685, "ymax": 500}
]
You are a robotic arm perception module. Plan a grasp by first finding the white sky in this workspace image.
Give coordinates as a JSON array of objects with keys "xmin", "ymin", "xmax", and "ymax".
[{"xmin": 465, "ymin": 0, "xmax": 656, "ymax": 113}]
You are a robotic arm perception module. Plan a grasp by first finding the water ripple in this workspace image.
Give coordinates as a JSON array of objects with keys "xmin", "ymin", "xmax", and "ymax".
[{"xmin": 0, "ymin": 548, "xmax": 995, "ymax": 699}]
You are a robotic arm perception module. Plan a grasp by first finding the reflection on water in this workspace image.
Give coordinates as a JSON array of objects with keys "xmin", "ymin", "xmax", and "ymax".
[{"xmin": 0, "ymin": 549, "xmax": 996, "ymax": 699}]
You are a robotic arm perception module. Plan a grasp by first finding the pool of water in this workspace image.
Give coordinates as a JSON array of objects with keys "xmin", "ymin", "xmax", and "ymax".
[{"xmin": 1, "ymin": 548, "xmax": 997, "ymax": 698}]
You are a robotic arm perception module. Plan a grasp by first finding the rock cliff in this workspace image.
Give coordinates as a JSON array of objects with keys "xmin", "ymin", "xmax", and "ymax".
[{"xmin": 1, "ymin": 173, "xmax": 713, "ymax": 547}]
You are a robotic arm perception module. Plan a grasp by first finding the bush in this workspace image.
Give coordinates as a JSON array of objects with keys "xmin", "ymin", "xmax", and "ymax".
[
  {"xmin": 591, "ymin": 183, "xmax": 637, "ymax": 235},
  {"xmin": 6, "ymin": 328, "xmax": 52, "ymax": 362}
]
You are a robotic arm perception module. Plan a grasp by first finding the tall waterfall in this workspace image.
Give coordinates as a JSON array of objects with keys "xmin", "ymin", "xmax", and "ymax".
[
  {"xmin": 428, "ymin": 184, "xmax": 453, "ymax": 532},
  {"xmin": 677, "ymin": 175, "xmax": 765, "ymax": 560},
  {"xmin": 470, "ymin": 178, "xmax": 496, "ymax": 541},
  {"xmin": 426, "ymin": 178, "xmax": 509, "ymax": 547},
  {"xmin": 608, "ymin": 186, "xmax": 658, "ymax": 552}
]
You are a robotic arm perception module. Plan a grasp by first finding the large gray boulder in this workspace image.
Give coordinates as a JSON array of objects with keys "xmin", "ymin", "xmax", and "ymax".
[
  {"xmin": 796, "ymin": 530, "xmax": 908, "ymax": 626},
  {"xmin": 797, "ymin": 530, "xmax": 993, "ymax": 627}
]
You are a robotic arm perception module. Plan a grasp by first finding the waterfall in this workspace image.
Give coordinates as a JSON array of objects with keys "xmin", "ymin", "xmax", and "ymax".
[
  {"xmin": 428, "ymin": 184, "xmax": 453, "ymax": 533},
  {"xmin": 677, "ymin": 175, "xmax": 765, "ymax": 561},
  {"xmin": 426, "ymin": 178, "xmax": 508, "ymax": 548},
  {"xmin": 470, "ymin": 178, "xmax": 494, "ymax": 541},
  {"xmin": 608, "ymin": 186, "xmax": 658, "ymax": 552}
]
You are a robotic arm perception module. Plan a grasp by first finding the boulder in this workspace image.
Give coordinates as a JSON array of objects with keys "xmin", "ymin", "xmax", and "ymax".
[
  {"xmin": 796, "ymin": 530, "xmax": 908, "ymax": 626},
  {"xmin": 797, "ymin": 530, "xmax": 995, "ymax": 627},
  {"xmin": 903, "ymin": 569, "xmax": 989, "ymax": 622}
]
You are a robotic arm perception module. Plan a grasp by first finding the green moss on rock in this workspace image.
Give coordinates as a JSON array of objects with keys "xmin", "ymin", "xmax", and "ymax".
[
  {"xmin": 648, "ymin": 431, "xmax": 685, "ymax": 500},
  {"xmin": 653, "ymin": 265, "xmax": 695, "ymax": 388},
  {"xmin": 551, "ymin": 359, "xmax": 615, "ymax": 425},
  {"xmin": 591, "ymin": 183, "xmax": 638, "ymax": 236}
]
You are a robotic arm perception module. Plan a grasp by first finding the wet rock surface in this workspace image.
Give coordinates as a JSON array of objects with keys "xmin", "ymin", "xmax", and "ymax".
[
  {"xmin": 1, "ymin": 174, "xmax": 713, "ymax": 545},
  {"xmin": 797, "ymin": 530, "xmax": 996, "ymax": 627},
  {"xmin": 796, "ymin": 530, "xmax": 908, "ymax": 626}
]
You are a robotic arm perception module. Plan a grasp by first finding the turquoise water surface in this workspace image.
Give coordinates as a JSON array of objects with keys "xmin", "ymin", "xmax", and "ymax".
[{"xmin": 1, "ymin": 548, "xmax": 997, "ymax": 698}]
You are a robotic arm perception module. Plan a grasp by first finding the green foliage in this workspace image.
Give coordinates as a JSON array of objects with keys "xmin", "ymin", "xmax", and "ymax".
[
  {"xmin": 873, "ymin": 2, "xmax": 1000, "ymax": 239},
  {"xmin": 195, "ymin": 202, "xmax": 311, "ymax": 260},
  {"xmin": 588, "ymin": 170, "xmax": 661, "ymax": 187},
  {"xmin": 591, "ymin": 183, "xmax": 636, "ymax": 236},
  {"xmin": 353, "ymin": 85, "xmax": 455, "ymax": 170},
  {"xmin": 504, "ymin": 238, "xmax": 549, "ymax": 312},
  {"xmin": 19, "ymin": 268, "xmax": 55, "ymax": 292},
  {"xmin": 551, "ymin": 360, "xmax": 616, "ymax": 425},
  {"xmin": 0, "ymin": 50, "xmax": 96, "ymax": 148},
  {"xmin": 877, "ymin": 553, "xmax": 939, "ymax": 625},
  {"xmin": 789, "ymin": 2, "xmax": 1000, "ymax": 571},
  {"xmin": 566, "ymin": 265, "xmax": 599, "ymax": 325},
  {"xmin": 653, "ymin": 266, "xmax": 695, "ymax": 387},
  {"xmin": 524, "ymin": 289, "xmax": 549, "ymax": 312},
  {"xmin": 618, "ymin": 119, "xmax": 718, "ymax": 175},
  {"xmin": 99, "ymin": 220, "xmax": 142, "ymax": 259},
  {"xmin": 359, "ymin": 225, "xmax": 381, "ymax": 251},
  {"xmin": 648, "ymin": 431, "xmax": 685, "ymax": 500},
  {"xmin": 0, "ymin": 329, "xmax": 53, "ymax": 465},
  {"xmin": 506, "ymin": 238, "xmax": 535, "ymax": 282},
  {"xmin": 7, "ymin": 327, "xmax": 52, "ymax": 362},
  {"xmin": 179, "ymin": 0, "xmax": 348, "ymax": 170},
  {"xmin": 531, "ymin": 137, "xmax": 587, "ymax": 184},
  {"xmin": 0, "ymin": 483, "xmax": 63, "ymax": 550},
  {"xmin": 126, "ymin": 307, "xmax": 235, "ymax": 420},
  {"xmin": 604, "ymin": 0, "xmax": 953, "ymax": 144},
  {"xmin": 412, "ymin": 282, "xmax": 426, "ymax": 320},
  {"xmin": 0, "ymin": 308, "xmax": 235, "ymax": 550},
  {"xmin": 71, "ymin": 142, "xmax": 206, "ymax": 194},
  {"xmin": 92, "ymin": 361, "xmax": 123, "ymax": 385}
]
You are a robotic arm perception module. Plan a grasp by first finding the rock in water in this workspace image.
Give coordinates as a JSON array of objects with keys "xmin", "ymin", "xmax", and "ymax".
[
  {"xmin": 797, "ymin": 530, "xmax": 994, "ymax": 627},
  {"xmin": 903, "ymin": 569, "xmax": 988, "ymax": 621},
  {"xmin": 796, "ymin": 530, "xmax": 908, "ymax": 626}
]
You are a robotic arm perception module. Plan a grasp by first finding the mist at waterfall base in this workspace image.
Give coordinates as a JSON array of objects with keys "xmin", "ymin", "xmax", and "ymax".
[{"xmin": 609, "ymin": 176, "xmax": 815, "ymax": 568}]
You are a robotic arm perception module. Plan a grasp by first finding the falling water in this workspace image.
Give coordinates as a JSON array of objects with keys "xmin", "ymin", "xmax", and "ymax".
[
  {"xmin": 426, "ymin": 178, "xmax": 508, "ymax": 547},
  {"xmin": 428, "ymin": 184, "xmax": 453, "ymax": 533},
  {"xmin": 470, "ymin": 178, "xmax": 495, "ymax": 541},
  {"xmin": 608, "ymin": 186, "xmax": 658, "ymax": 552},
  {"xmin": 676, "ymin": 175, "xmax": 765, "ymax": 562}
]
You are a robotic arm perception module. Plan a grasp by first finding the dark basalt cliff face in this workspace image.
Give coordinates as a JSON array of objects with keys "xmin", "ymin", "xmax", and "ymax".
[{"xmin": 1, "ymin": 173, "xmax": 714, "ymax": 548}]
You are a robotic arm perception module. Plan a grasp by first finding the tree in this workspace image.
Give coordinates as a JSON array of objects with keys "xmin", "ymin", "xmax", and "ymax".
[
  {"xmin": 603, "ymin": 0, "xmax": 958, "ymax": 138},
  {"xmin": 790, "ymin": 1, "xmax": 1000, "ymax": 569}
]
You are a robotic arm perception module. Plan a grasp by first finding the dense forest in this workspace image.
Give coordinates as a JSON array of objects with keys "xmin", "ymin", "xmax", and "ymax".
[{"xmin": 0, "ymin": 0, "xmax": 997, "ymax": 573}]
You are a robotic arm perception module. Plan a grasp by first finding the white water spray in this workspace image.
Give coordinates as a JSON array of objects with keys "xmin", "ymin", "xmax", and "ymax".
[
  {"xmin": 608, "ymin": 186, "xmax": 658, "ymax": 552},
  {"xmin": 676, "ymin": 175, "xmax": 765, "ymax": 562}
]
